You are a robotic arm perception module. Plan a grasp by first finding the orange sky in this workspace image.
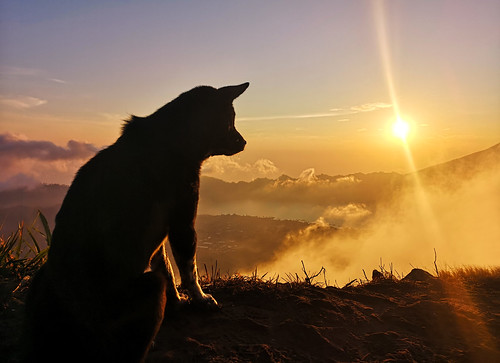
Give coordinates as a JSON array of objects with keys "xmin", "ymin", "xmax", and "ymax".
[{"xmin": 1, "ymin": 1, "xmax": 499, "ymax": 185}]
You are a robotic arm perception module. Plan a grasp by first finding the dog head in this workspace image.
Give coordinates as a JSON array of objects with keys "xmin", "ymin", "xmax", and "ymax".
[
  {"xmin": 203, "ymin": 83, "xmax": 249, "ymax": 157},
  {"xmin": 122, "ymin": 82, "xmax": 249, "ymax": 160}
]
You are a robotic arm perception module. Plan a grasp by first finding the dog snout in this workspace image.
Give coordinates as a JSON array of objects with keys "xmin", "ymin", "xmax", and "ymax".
[
  {"xmin": 236, "ymin": 134, "xmax": 246, "ymax": 146},
  {"xmin": 234, "ymin": 132, "xmax": 246, "ymax": 149}
]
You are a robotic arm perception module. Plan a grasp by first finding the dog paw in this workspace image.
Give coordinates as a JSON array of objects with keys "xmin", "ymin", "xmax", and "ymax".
[
  {"xmin": 164, "ymin": 292, "xmax": 189, "ymax": 315},
  {"xmin": 191, "ymin": 293, "xmax": 219, "ymax": 311}
]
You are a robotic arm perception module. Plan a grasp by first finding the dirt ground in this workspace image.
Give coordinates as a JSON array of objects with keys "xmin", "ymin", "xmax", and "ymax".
[
  {"xmin": 148, "ymin": 272, "xmax": 500, "ymax": 362},
  {"xmin": 2, "ymin": 269, "xmax": 499, "ymax": 362}
]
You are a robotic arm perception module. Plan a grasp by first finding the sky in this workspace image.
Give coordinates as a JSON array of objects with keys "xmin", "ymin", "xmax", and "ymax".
[{"xmin": 1, "ymin": 0, "xmax": 499, "ymax": 185}]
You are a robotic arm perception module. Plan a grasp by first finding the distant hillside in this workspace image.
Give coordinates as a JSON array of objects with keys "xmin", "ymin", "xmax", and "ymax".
[
  {"xmin": 195, "ymin": 215, "xmax": 318, "ymax": 273},
  {"xmin": 198, "ymin": 171, "xmax": 403, "ymax": 222},
  {"xmin": 416, "ymin": 142, "xmax": 500, "ymax": 185}
]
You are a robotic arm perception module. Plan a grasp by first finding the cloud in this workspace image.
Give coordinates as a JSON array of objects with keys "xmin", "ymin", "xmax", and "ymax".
[
  {"xmin": 276, "ymin": 168, "xmax": 319, "ymax": 186},
  {"xmin": 297, "ymin": 168, "xmax": 317, "ymax": 184},
  {"xmin": 0, "ymin": 133, "xmax": 98, "ymax": 162},
  {"xmin": 47, "ymin": 78, "xmax": 67, "ymax": 84},
  {"xmin": 199, "ymin": 168, "xmax": 401, "ymax": 222},
  {"xmin": 347, "ymin": 102, "xmax": 392, "ymax": 113},
  {"xmin": 201, "ymin": 156, "xmax": 279, "ymax": 182},
  {"xmin": 0, "ymin": 134, "xmax": 100, "ymax": 185},
  {"xmin": 254, "ymin": 159, "xmax": 278, "ymax": 174},
  {"xmin": 99, "ymin": 112, "xmax": 127, "ymax": 122},
  {"xmin": 0, "ymin": 65, "xmax": 41, "ymax": 77},
  {"xmin": 238, "ymin": 102, "xmax": 392, "ymax": 122},
  {"xmin": 0, "ymin": 96, "xmax": 47, "ymax": 109},
  {"xmin": 0, "ymin": 173, "xmax": 40, "ymax": 191},
  {"xmin": 238, "ymin": 113, "xmax": 338, "ymax": 122},
  {"xmin": 336, "ymin": 175, "xmax": 361, "ymax": 183},
  {"xmin": 0, "ymin": 65, "xmax": 67, "ymax": 84},
  {"xmin": 321, "ymin": 203, "xmax": 372, "ymax": 227}
]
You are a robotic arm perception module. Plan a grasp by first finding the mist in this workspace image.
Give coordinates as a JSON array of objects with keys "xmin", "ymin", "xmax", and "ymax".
[
  {"xmin": 254, "ymin": 161, "xmax": 500, "ymax": 284},
  {"xmin": 198, "ymin": 170, "xmax": 401, "ymax": 222}
]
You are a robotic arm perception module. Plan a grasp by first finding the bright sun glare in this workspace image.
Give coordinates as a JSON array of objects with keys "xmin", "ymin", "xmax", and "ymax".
[{"xmin": 392, "ymin": 118, "xmax": 410, "ymax": 141}]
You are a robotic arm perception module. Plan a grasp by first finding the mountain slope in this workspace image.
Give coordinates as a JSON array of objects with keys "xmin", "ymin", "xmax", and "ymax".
[{"xmin": 417, "ymin": 142, "xmax": 500, "ymax": 181}]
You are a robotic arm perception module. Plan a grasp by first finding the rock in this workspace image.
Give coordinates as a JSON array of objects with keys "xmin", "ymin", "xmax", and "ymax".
[
  {"xmin": 402, "ymin": 268, "xmax": 435, "ymax": 282},
  {"xmin": 372, "ymin": 270, "xmax": 384, "ymax": 281}
]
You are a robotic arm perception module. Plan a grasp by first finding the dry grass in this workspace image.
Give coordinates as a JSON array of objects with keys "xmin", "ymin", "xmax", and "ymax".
[
  {"xmin": 438, "ymin": 266, "xmax": 500, "ymax": 286},
  {"xmin": 0, "ymin": 211, "xmax": 51, "ymax": 281}
]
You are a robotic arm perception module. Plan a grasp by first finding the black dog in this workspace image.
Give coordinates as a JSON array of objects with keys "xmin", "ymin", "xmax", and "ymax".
[{"xmin": 23, "ymin": 83, "xmax": 249, "ymax": 362}]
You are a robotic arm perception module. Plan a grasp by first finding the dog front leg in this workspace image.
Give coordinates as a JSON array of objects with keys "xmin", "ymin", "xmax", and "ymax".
[{"xmin": 168, "ymin": 225, "xmax": 217, "ymax": 307}]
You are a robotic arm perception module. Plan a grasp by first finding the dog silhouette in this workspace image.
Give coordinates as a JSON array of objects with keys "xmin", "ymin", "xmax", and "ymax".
[{"xmin": 23, "ymin": 83, "xmax": 249, "ymax": 362}]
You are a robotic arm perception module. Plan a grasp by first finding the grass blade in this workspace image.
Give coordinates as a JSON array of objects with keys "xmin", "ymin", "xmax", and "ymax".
[{"xmin": 37, "ymin": 210, "xmax": 52, "ymax": 246}]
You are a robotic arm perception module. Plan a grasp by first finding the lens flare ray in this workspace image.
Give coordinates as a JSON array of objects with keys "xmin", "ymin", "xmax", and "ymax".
[{"xmin": 373, "ymin": 0, "xmax": 443, "ymax": 250}]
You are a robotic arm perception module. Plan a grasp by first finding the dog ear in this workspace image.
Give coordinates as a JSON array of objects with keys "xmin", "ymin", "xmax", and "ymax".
[{"xmin": 218, "ymin": 82, "xmax": 249, "ymax": 101}]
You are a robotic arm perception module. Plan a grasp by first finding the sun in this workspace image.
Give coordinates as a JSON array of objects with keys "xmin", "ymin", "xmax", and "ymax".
[{"xmin": 392, "ymin": 118, "xmax": 410, "ymax": 141}]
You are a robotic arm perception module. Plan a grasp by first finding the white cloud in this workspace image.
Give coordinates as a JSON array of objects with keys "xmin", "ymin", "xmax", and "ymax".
[
  {"xmin": 336, "ymin": 175, "xmax": 361, "ymax": 183},
  {"xmin": 321, "ymin": 203, "xmax": 372, "ymax": 227},
  {"xmin": 297, "ymin": 168, "xmax": 318, "ymax": 184},
  {"xmin": 201, "ymin": 156, "xmax": 279, "ymax": 182},
  {"xmin": 254, "ymin": 159, "xmax": 278, "ymax": 174}
]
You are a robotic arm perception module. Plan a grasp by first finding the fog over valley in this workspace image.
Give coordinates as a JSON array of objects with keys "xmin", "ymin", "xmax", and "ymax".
[{"xmin": 1, "ymin": 143, "xmax": 499, "ymax": 284}]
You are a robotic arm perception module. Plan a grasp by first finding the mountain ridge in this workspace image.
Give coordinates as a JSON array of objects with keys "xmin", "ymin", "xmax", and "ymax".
[{"xmin": 1, "ymin": 142, "xmax": 498, "ymax": 235}]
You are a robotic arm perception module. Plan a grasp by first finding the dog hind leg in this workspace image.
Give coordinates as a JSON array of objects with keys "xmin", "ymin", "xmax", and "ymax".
[{"xmin": 100, "ymin": 257, "xmax": 169, "ymax": 362}]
